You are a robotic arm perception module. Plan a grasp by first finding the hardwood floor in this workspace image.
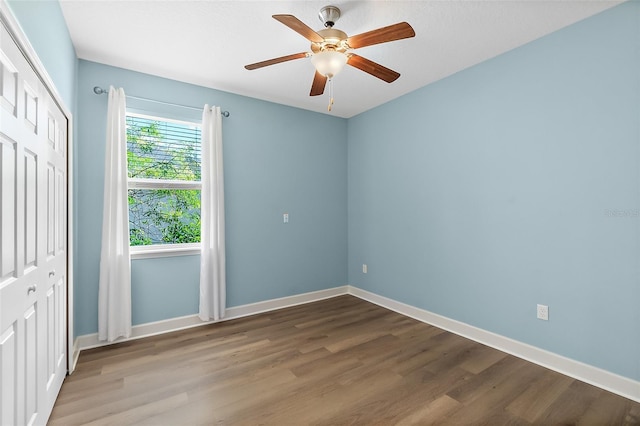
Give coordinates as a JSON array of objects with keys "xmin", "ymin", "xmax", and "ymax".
[{"xmin": 50, "ymin": 295, "xmax": 640, "ymax": 425}]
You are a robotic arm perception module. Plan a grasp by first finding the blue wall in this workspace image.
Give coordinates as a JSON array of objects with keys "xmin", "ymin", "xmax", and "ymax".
[
  {"xmin": 348, "ymin": 2, "xmax": 640, "ymax": 380},
  {"xmin": 75, "ymin": 60, "xmax": 348, "ymax": 336}
]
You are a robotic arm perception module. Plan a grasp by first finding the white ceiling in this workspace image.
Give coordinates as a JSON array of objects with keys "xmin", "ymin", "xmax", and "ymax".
[{"xmin": 59, "ymin": 0, "xmax": 622, "ymax": 118}]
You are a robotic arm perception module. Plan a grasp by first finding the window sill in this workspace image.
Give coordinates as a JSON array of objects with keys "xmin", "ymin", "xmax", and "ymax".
[{"xmin": 130, "ymin": 244, "xmax": 201, "ymax": 260}]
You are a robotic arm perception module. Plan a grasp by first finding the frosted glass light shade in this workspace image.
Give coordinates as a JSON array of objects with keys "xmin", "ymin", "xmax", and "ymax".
[{"xmin": 311, "ymin": 51, "xmax": 348, "ymax": 78}]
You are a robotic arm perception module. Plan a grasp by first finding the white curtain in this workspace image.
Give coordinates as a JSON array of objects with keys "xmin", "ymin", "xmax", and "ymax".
[
  {"xmin": 98, "ymin": 86, "xmax": 132, "ymax": 342},
  {"xmin": 199, "ymin": 105, "xmax": 226, "ymax": 321}
]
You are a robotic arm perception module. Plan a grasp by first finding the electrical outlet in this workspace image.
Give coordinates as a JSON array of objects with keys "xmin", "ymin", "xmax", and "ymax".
[
  {"xmin": 537, "ymin": 304, "xmax": 549, "ymax": 321},
  {"xmin": 362, "ymin": 264, "xmax": 368, "ymax": 274}
]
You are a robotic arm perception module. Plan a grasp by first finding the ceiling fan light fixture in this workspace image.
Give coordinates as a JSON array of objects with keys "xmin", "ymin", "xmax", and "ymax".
[
  {"xmin": 311, "ymin": 50, "xmax": 347, "ymax": 78},
  {"xmin": 245, "ymin": 8, "xmax": 415, "ymax": 105}
]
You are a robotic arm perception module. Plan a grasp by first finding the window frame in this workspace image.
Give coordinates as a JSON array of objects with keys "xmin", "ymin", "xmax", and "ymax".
[{"xmin": 126, "ymin": 111, "xmax": 203, "ymax": 259}]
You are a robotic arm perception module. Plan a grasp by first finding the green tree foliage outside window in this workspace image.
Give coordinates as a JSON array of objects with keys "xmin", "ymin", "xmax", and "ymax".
[{"xmin": 126, "ymin": 114, "xmax": 202, "ymax": 246}]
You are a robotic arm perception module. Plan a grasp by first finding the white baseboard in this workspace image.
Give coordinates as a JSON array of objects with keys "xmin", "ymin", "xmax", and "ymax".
[
  {"xmin": 74, "ymin": 285, "xmax": 349, "ymax": 352},
  {"xmin": 347, "ymin": 285, "xmax": 640, "ymax": 403},
  {"xmin": 72, "ymin": 284, "xmax": 639, "ymax": 403},
  {"xmin": 70, "ymin": 338, "xmax": 80, "ymax": 373}
]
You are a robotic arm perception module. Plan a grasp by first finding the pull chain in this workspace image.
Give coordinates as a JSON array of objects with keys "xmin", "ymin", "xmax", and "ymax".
[{"xmin": 328, "ymin": 77, "xmax": 335, "ymax": 112}]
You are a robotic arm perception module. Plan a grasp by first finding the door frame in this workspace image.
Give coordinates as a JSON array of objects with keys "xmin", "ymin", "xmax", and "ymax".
[{"xmin": 0, "ymin": 1, "xmax": 75, "ymax": 373}]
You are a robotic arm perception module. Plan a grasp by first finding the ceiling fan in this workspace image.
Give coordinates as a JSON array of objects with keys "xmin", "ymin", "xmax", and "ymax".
[{"xmin": 244, "ymin": 5, "xmax": 415, "ymax": 98}]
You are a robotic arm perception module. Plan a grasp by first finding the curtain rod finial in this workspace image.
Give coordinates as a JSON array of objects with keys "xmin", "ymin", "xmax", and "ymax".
[{"xmin": 93, "ymin": 86, "xmax": 107, "ymax": 95}]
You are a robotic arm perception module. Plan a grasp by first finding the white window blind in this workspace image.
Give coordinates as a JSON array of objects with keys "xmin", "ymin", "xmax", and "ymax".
[{"xmin": 126, "ymin": 113, "xmax": 202, "ymax": 250}]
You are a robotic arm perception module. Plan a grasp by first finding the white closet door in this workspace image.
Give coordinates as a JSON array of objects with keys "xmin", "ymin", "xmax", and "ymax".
[{"xmin": 0, "ymin": 18, "xmax": 67, "ymax": 426}]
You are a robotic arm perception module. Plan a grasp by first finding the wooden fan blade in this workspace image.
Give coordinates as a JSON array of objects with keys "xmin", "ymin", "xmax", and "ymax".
[
  {"xmin": 347, "ymin": 22, "xmax": 415, "ymax": 49},
  {"xmin": 310, "ymin": 71, "xmax": 328, "ymax": 96},
  {"xmin": 273, "ymin": 14, "xmax": 324, "ymax": 43},
  {"xmin": 347, "ymin": 54, "xmax": 400, "ymax": 83},
  {"xmin": 245, "ymin": 52, "xmax": 308, "ymax": 70}
]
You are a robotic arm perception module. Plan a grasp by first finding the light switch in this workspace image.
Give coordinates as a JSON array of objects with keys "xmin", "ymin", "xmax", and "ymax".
[{"xmin": 283, "ymin": 213, "xmax": 289, "ymax": 223}]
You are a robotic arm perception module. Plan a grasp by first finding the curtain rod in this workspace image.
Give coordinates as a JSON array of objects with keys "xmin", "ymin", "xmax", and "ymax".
[{"xmin": 92, "ymin": 86, "xmax": 230, "ymax": 117}]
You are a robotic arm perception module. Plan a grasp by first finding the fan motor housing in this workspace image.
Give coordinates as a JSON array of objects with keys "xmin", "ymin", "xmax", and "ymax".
[{"xmin": 311, "ymin": 28, "xmax": 348, "ymax": 53}]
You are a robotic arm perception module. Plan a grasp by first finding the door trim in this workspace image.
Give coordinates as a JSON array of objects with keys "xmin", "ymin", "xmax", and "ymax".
[{"xmin": 0, "ymin": 0, "xmax": 75, "ymax": 374}]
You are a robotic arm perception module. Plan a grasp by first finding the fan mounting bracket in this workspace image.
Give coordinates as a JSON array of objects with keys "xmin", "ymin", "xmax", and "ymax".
[{"xmin": 318, "ymin": 5, "xmax": 341, "ymax": 28}]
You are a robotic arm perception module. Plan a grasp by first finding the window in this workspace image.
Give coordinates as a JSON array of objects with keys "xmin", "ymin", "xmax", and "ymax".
[{"xmin": 126, "ymin": 113, "xmax": 202, "ymax": 257}]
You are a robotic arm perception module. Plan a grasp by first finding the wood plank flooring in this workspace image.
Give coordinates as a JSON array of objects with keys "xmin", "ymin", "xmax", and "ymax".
[{"xmin": 49, "ymin": 295, "xmax": 640, "ymax": 425}]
